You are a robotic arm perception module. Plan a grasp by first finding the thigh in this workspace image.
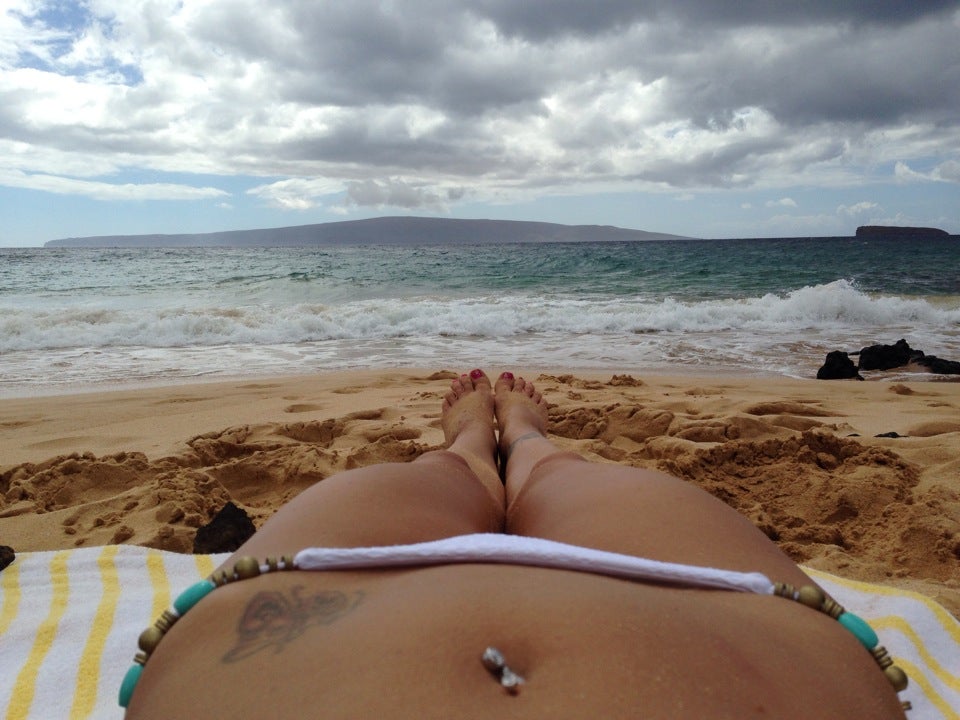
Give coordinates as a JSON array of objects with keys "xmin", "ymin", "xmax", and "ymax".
[
  {"xmin": 224, "ymin": 452, "xmax": 504, "ymax": 566},
  {"xmin": 506, "ymin": 455, "xmax": 810, "ymax": 586}
]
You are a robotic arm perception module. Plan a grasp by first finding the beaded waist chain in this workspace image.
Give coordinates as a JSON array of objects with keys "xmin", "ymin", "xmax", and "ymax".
[{"xmin": 119, "ymin": 533, "xmax": 910, "ymax": 712}]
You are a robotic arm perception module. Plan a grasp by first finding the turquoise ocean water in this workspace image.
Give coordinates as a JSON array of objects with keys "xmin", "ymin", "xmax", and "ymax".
[{"xmin": 1, "ymin": 236, "xmax": 958, "ymax": 396}]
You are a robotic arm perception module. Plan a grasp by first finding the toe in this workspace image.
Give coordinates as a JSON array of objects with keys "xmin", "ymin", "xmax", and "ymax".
[
  {"xmin": 514, "ymin": 377, "xmax": 535, "ymax": 397},
  {"xmin": 451, "ymin": 375, "xmax": 469, "ymax": 397},
  {"xmin": 495, "ymin": 372, "xmax": 516, "ymax": 393},
  {"xmin": 469, "ymin": 368, "xmax": 492, "ymax": 391}
]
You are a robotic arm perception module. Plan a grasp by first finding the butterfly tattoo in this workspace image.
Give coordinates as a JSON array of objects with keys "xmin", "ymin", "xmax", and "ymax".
[{"xmin": 223, "ymin": 585, "xmax": 364, "ymax": 663}]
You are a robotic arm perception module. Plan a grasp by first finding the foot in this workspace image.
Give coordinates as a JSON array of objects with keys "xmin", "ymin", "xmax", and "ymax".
[
  {"xmin": 493, "ymin": 373, "xmax": 550, "ymax": 459},
  {"xmin": 441, "ymin": 369, "xmax": 499, "ymax": 479},
  {"xmin": 495, "ymin": 373, "xmax": 577, "ymax": 500}
]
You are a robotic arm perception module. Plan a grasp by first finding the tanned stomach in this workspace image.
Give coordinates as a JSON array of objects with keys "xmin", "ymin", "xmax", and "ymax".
[{"xmin": 128, "ymin": 564, "xmax": 904, "ymax": 719}]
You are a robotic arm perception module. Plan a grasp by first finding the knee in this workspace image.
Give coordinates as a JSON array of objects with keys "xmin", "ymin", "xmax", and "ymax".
[
  {"xmin": 414, "ymin": 449, "xmax": 474, "ymax": 474},
  {"xmin": 527, "ymin": 451, "xmax": 588, "ymax": 480},
  {"xmin": 506, "ymin": 451, "xmax": 587, "ymax": 518}
]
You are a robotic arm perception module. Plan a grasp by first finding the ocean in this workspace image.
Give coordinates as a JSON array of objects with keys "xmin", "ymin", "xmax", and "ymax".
[{"xmin": 1, "ymin": 236, "xmax": 958, "ymax": 397}]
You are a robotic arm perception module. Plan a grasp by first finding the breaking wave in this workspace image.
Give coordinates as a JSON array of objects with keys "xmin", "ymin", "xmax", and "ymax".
[{"xmin": 2, "ymin": 280, "xmax": 957, "ymax": 353}]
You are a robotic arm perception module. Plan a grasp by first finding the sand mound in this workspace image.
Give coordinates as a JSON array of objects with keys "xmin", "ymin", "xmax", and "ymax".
[
  {"xmin": 660, "ymin": 432, "xmax": 958, "ymax": 581},
  {"xmin": 0, "ymin": 411, "xmax": 432, "ymax": 553}
]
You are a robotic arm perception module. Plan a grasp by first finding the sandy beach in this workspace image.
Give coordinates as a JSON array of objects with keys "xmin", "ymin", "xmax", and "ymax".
[{"xmin": 1, "ymin": 369, "xmax": 958, "ymax": 616}]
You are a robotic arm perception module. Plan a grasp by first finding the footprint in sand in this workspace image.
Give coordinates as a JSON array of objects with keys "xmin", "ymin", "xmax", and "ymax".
[
  {"xmin": 276, "ymin": 419, "xmax": 348, "ymax": 444},
  {"xmin": 283, "ymin": 403, "xmax": 324, "ymax": 413},
  {"xmin": 344, "ymin": 437, "xmax": 425, "ymax": 469},
  {"xmin": 904, "ymin": 421, "xmax": 960, "ymax": 437},
  {"xmin": 743, "ymin": 401, "xmax": 833, "ymax": 417},
  {"xmin": 359, "ymin": 424, "xmax": 422, "ymax": 442},
  {"xmin": 152, "ymin": 396, "xmax": 208, "ymax": 405}
]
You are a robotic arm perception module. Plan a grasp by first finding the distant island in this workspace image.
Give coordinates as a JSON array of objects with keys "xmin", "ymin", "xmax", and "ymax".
[
  {"xmin": 856, "ymin": 225, "xmax": 950, "ymax": 238},
  {"xmin": 44, "ymin": 216, "xmax": 689, "ymax": 248}
]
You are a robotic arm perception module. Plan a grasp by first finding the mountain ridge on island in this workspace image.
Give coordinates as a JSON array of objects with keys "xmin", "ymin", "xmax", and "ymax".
[
  {"xmin": 855, "ymin": 225, "xmax": 950, "ymax": 238},
  {"xmin": 44, "ymin": 216, "xmax": 690, "ymax": 248}
]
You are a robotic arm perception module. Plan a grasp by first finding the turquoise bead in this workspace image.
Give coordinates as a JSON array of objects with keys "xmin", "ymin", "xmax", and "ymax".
[
  {"xmin": 118, "ymin": 663, "xmax": 143, "ymax": 708},
  {"xmin": 173, "ymin": 579, "xmax": 216, "ymax": 615},
  {"xmin": 838, "ymin": 611, "xmax": 879, "ymax": 649}
]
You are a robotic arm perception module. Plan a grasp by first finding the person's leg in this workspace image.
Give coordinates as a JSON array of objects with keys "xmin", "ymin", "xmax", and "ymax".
[
  {"xmin": 495, "ymin": 373, "xmax": 810, "ymax": 585},
  {"xmin": 222, "ymin": 370, "xmax": 504, "ymax": 564}
]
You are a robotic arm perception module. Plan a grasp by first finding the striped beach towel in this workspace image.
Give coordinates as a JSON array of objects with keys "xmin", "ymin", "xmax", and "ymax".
[{"xmin": 1, "ymin": 546, "xmax": 958, "ymax": 719}]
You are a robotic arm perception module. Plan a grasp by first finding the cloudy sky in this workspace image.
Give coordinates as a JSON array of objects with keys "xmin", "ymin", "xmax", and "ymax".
[{"xmin": 1, "ymin": 0, "xmax": 958, "ymax": 246}]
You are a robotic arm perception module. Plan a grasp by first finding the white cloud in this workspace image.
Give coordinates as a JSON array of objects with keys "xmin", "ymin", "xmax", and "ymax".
[
  {"xmin": 0, "ymin": 168, "xmax": 228, "ymax": 200},
  {"xmin": 837, "ymin": 201, "xmax": 879, "ymax": 216},
  {"xmin": 894, "ymin": 161, "xmax": 930, "ymax": 182},
  {"xmin": 765, "ymin": 197, "xmax": 797, "ymax": 208},
  {"xmin": 247, "ymin": 177, "xmax": 343, "ymax": 210},
  {"xmin": 893, "ymin": 159, "xmax": 960, "ymax": 184},
  {"xmin": 933, "ymin": 160, "xmax": 960, "ymax": 182},
  {"xmin": 0, "ymin": 1, "xmax": 66, "ymax": 67}
]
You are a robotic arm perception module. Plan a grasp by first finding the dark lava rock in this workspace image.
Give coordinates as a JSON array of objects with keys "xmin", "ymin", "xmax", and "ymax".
[
  {"xmin": 915, "ymin": 356, "xmax": 960, "ymax": 374},
  {"xmin": 0, "ymin": 545, "xmax": 14, "ymax": 572},
  {"xmin": 856, "ymin": 339, "xmax": 924, "ymax": 371},
  {"xmin": 193, "ymin": 502, "xmax": 256, "ymax": 554},
  {"xmin": 817, "ymin": 351, "xmax": 864, "ymax": 380}
]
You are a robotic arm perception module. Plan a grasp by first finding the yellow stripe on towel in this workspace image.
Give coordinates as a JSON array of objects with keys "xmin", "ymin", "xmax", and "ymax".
[
  {"xmin": 195, "ymin": 553, "xmax": 216, "ymax": 578},
  {"xmin": 69, "ymin": 546, "xmax": 120, "ymax": 720},
  {"xmin": 894, "ymin": 656, "xmax": 960, "ymax": 720},
  {"xmin": 146, "ymin": 549, "xmax": 171, "ymax": 620},
  {"xmin": 0, "ymin": 559, "xmax": 21, "ymax": 642},
  {"xmin": 871, "ymin": 615, "xmax": 960, "ymax": 694},
  {"xmin": 5, "ymin": 551, "xmax": 70, "ymax": 720}
]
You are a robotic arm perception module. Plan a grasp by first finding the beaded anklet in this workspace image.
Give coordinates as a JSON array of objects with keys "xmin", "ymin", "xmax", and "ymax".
[{"xmin": 119, "ymin": 551, "xmax": 910, "ymax": 712}]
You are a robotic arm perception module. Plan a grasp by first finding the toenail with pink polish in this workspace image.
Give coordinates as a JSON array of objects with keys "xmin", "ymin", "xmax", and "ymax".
[
  {"xmin": 470, "ymin": 368, "xmax": 484, "ymax": 379},
  {"xmin": 500, "ymin": 372, "xmax": 514, "ymax": 379}
]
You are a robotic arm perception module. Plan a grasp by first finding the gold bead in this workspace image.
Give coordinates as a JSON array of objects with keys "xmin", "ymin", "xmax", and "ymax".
[
  {"xmin": 281, "ymin": 554, "xmax": 294, "ymax": 569},
  {"xmin": 138, "ymin": 626, "xmax": 165, "ymax": 654},
  {"xmin": 821, "ymin": 597, "xmax": 844, "ymax": 619},
  {"xmin": 212, "ymin": 569, "xmax": 230, "ymax": 586},
  {"xmin": 773, "ymin": 582, "xmax": 795, "ymax": 599},
  {"xmin": 871, "ymin": 646, "xmax": 893, "ymax": 669},
  {"xmin": 884, "ymin": 665, "xmax": 909, "ymax": 692},
  {"xmin": 266, "ymin": 556, "xmax": 278, "ymax": 572},
  {"xmin": 233, "ymin": 556, "xmax": 262, "ymax": 580},
  {"xmin": 155, "ymin": 609, "xmax": 178, "ymax": 633},
  {"xmin": 797, "ymin": 585, "xmax": 825, "ymax": 609},
  {"xmin": 134, "ymin": 651, "xmax": 149, "ymax": 666},
  {"xmin": 901, "ymin": 701, "xmax": 912, "ymax": 711}
]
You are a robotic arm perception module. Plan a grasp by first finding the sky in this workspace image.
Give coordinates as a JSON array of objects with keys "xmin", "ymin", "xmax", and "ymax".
[{"xmin": 1, "ymin": 1, "xmax": 959, "ymax": 246}]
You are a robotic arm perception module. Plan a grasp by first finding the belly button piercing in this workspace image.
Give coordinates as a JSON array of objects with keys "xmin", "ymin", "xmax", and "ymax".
[{"xmin": 481, "ymin": 646, "xmax": 525, "ymax": 694}]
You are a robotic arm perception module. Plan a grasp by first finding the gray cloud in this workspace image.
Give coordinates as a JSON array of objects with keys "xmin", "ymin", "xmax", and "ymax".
[
  {"xmin": 1, "ymin": 0, "xmax": 958, "ymax": 210},
  {"xmin": 478, "ymin": 0, "xmax": 958, "ymax": 35},
  {"xmin": 343, "ymin": 178, "xmax": 449, "ymax": 210}
]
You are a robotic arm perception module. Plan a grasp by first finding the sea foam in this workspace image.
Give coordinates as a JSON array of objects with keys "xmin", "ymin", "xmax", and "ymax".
[{"xmin": 2, "ymin": 280, "xmax": 956, "ymax": 353}]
